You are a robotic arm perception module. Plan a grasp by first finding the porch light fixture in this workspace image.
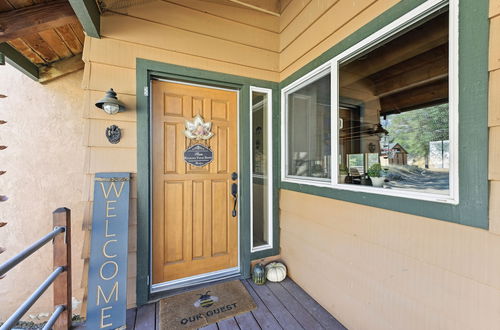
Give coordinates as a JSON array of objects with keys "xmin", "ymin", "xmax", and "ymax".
[
  {"xmin": 372, "ymin": 123, "xmax": 388, "ymax": 138},
  {"xmin": 95, "ymin": 88, "xmax": 125, "ymax": 114}
]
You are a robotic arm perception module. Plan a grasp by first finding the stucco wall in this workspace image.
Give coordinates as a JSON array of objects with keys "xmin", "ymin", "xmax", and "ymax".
[{"xmin": 0, "ymin": 64, "xmax": 86, "ymax": 322}]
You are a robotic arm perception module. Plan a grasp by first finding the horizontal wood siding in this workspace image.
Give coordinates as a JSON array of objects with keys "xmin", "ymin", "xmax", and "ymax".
[
  {"xmin": 109, "ymin": 1, "xmax": 279, "ymax": 51},
  {"xmin": 81, "ymin": 0, "xmax": 282, "ymax": 310},
  {"xmin": 167, "ymin": 0, "xmax": 280, "ymax": 33},
  {"xmin": 279, "ymin": 0, "xmax": 311, "ymax": 32},
  {"xmin": 279, "ymin": 1, "xmax": 499, "ymax": 329},
  {"xmin": 100, "ymin": 15, "xmax": 277, "ymax": 72},
  {"xmin": 279, "ymin": 0, "xmax": 399, "ymax": 79},
  {"xmin": 280, "ymin": 190, "xmax": 500, "ymax": 330},
  {"xmin": 80, "ymin": 1, "xmax": 499, "ymax": 325}
]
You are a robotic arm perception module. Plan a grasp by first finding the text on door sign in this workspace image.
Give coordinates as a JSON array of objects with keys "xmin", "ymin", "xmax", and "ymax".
[{"xmin": 184, "ymin": 144, "xmax": 214, "ymax": 167}]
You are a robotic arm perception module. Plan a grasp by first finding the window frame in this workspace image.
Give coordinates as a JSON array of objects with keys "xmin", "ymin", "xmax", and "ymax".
[
  {"xmin": 281, "ymin": 0, "xmax": 459, "ymax": 205},
  {"xmin": 282, "ymin": 66, "xmax": 332, "ymax": 185},
  {"xmin": 250, "ymin": 86, "xmax": 274, "ymax": 253}
]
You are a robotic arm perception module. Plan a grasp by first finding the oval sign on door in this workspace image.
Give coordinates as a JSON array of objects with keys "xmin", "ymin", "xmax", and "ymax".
[{"xmin": 184, "ymin": 144, "xmax": 214, "ymax": 167}]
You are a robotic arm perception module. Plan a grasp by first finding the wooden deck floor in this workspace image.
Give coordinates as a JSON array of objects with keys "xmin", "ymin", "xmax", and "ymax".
[{"xmin": 76, "ymin": 278, "xmax": 346, "ymax": 329}]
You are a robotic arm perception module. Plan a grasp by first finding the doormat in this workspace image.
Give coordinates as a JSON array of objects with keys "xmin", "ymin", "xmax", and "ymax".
[{"xmin": 159, "ymin": 280, "xmax": 256, "ymax": 330}]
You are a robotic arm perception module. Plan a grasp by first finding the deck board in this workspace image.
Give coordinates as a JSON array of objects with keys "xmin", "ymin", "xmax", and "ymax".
[
  {"xmin": 242, "ymin": 279, "xmax": 283, "ymax": 329},
  {"xmin": 126, "ymin": 307, "xmax": 137, "ymax": 329},
  {"xmin": 198, "ymin": 322, "xmax": 218, "ymax": 330},
  {"xmin": 266, "ymin": 281, "xmax": 324, "ymax": 329},
  {"xmin": 234, "ymin": 307, "xmax": 261, "ymax": 330},
  {"xmin": 247, "ymin": 279, "xmax": 303, "ymax": 330},
  {"xmin": 74, "ymin": 278, "xmax": 344, "ymax": 330},
  {"xmin": 135, "ymin": 303, "xmax": 156, "ymax": 330},
  {"xmin": 280, "ymin": 278, "xmax": 347, "ymax": 329},
  {"xmin": 217, "ymin": 317, "xmax": 239, "ymax": 330}
]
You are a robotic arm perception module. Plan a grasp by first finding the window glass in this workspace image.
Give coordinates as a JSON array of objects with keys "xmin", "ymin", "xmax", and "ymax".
[
  {"xmin": 252, "ymin": 90, "xmax": 271, "ymax": 249},
  {"xmin": 287, "ymin": 73, "xmax": 331, "ymax": 180},
  {"xmin": 338, "ymin": 11, "xmax": 450, "ymax": 195}
]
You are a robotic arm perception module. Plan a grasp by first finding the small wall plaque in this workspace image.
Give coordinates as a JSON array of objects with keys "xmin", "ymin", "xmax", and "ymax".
[
  {"xmin": 106, "ymin": 125, "xmax": 121, "ymax": 144},
  {"xmin": 184, "ymin": 144, "xmax": 213, "ymax": 167}
]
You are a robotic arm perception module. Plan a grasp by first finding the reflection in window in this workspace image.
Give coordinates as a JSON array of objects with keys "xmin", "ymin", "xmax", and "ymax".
[
  {"xmin": 287, "ymin": 73, "xmax": 331, "ymax": 180},
  {"xmin": 338, "ymin": 10, "xmax": 450, "ymax": 195},
  {"xmin": 252, "ymin": 90, "xmax": 271, "ymax": 249}
]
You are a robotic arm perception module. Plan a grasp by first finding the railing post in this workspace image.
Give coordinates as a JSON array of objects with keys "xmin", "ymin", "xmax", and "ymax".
[{"xmin": 53, "ymin": 208, "xmax": 71, "ymax": 330}]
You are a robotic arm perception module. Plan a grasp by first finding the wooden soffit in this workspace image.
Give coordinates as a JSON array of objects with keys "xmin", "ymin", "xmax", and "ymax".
[
  {"xmin": 0, "ymin": 0, "xmax": 78, "ymax": 42},
  {"xmin": 0, "ymin": 0, "xmax": 89, "ymax": 83}
]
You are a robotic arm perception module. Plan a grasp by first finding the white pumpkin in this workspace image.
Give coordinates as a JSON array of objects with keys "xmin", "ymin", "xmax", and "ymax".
[{"xmin": 265, "ymin": 262, "xmax": 287, "ymax": 282}]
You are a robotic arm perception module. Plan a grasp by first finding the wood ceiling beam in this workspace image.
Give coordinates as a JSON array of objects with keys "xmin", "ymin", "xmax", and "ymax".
[
  {"xmin": 380, "ymin": 78, "xmax": 448, "ymax": 115},
  {"xmin": 0, "ymin": 42, "xmax": 39, "ymax": 81},
  {"xmin": 341, "ymin": 13, "xmax": 448, "ymax": 88},
  {"xmin": 370, "ymin": 45, "xmax": 449, "ymax": 96},
  {"xmin": 68, "ymin": 0, "xmax": 100, "ymax": 39},
  {"xmin": 0, "ymin": 0, "xmax": 78, "ymax": 43}
]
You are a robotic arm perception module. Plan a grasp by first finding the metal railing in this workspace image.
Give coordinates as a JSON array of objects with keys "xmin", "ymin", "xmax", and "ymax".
[{"xmin": 0, "ymin": 208, "xmax": 72, "ymax": 330}]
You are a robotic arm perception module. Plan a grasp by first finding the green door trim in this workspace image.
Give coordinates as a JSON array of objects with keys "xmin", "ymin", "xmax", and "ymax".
[
  {"xmin": 136, "ymin": 59, "xmax": 280, "ymax": 305},
  {"xmin": 279, "ymin": 0, "xmax": 489, "ymax": 229}
]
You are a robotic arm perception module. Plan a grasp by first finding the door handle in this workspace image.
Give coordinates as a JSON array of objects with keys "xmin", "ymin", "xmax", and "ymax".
[{"xmin": 231, "ymin": 183, "xmax": 237, "ymax": 217}]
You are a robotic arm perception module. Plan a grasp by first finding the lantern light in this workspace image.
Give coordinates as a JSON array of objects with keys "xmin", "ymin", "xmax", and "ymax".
[{"xmin": 95, "ymin": 88, "xmax": 125, "ymax": 115}]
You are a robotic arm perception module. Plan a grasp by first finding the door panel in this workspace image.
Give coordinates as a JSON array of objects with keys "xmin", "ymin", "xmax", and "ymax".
[{"xmin": 152, "ymin": 80, "xmax": 238, "ymax": 284}]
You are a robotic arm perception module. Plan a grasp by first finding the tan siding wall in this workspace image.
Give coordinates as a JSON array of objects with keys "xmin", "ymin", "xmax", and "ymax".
[
  {"xmin": 81, "ymin": 0, "xmax": 281, "ymax": 309},
  {"xmin": 280, "ymin": 190, "xmax": 500, "ymax": 330},
  {"xmin": 279, "ymin": 0, "xmax": 399, "ymax": 79},
  {"xmin": 170, "ymin": 0, "xmax": 280, "ymax": 33},
  {"xmin": 279, "ymin": 1, "xmax": 500, "ymax": 330},
  {"xmin": 79, "ymin": 0, "xmax": 500, "ymax": 326}
]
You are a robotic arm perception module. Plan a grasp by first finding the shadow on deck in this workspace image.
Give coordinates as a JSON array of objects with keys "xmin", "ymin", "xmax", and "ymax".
[{"xmin": 76, "ymin": 278, "xmax": 346, "ymax": 329}]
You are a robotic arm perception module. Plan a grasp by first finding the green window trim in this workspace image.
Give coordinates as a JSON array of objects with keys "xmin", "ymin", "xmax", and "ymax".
[
  {"xmin": 135, "ymin": 59, "xmax": 280, "ymax": 305},
  {"xmin": 279, "ymin": 0, "xmax": 489, "ymax": 229}
]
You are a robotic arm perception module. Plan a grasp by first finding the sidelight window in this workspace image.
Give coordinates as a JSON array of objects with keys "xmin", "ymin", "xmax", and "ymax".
[{"xmin": 250, "ymin": 87, "xmax": 273, "ymax": 252}]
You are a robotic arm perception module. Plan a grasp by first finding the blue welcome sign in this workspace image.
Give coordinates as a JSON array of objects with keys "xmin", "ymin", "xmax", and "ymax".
[{"xmin": 87, "ymin": 172, "xmax": 130, "ymax": 329}]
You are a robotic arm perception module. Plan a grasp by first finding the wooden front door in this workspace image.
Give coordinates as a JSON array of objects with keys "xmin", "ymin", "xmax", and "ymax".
[{"xmin": 152, "ymin": 80, "xmax": 239, "ymax": 285}]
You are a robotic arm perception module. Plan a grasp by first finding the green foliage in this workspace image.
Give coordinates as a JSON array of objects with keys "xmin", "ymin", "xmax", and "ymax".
[
  {"xmin": 339, "ymin": 163, "xmax": 348, "ymax": 174},
  {"xmin": 367, "ymin": 163, "xmax": 382, "ymax": 177},
  {"xmin": 348, "ymin": 154, "xmax": 363, "ymax": 167},
  {"xmin": 385, "ymin": 104, "xmax": 449, "ymax": 161}
]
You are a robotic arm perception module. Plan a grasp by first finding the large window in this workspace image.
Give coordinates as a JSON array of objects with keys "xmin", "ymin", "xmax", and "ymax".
[{"xmin": 282, "ymin": 1, "xmax": 457, "ymax": 203}]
